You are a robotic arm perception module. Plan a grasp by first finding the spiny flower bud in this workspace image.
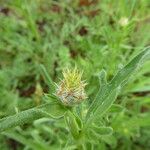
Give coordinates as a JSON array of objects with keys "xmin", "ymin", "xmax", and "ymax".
[{"xmin": 56, "ymin": 67, "xmax": 87, "ymax": 106}]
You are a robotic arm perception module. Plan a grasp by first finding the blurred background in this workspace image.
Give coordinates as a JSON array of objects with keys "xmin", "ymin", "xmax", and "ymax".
[{"xmin": 0, "ymin": 0, "xmax": 150, "ymax": 149}]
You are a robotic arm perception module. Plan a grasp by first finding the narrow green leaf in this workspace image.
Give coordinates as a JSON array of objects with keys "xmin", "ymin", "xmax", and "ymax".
[
  {"xmin": 88, "ymin": 87, "xmax": 120, "ymax": 124},
  {"xmin": 99, "ymin": 69, "xmax": 107, "ymax": 87},
  {"xmin": 86, "ymin": 47, "xmax": 150, "ymax": 124},
  {"xmin": 109, "ymin": 47, "xmax": 150, "ymax": 89},
  {"xmin": 87, "ymin": 129, "xmax": 100, "ymax": 144},
  {"xmin": 65, "ymin": 111, "xmax": 80, "ymax": 139},
  {"xmin": 3, "ymin": 131, "xmax": 47, "ymax": 150},
  {"xmin": 108, "ymin": 104, "xmax": 124, "ymax": 113},
  {"xmin": 87, "ymin": 127, "xmax": 114, "ymax": 145},
  {"xmin": 85, "ymin": 85, "xmax": 109, "ymax": 121},
  {"xmin": 92, "ymin": 126, "xmax": 113, "ymax": 136},
  {"xmin": 74, "ymin": 113, "xmax": 83, "ymax": 129},
  {"xmin": 101, "ymin": 135, "xmax": 117, "ymax": 147},
  {"xmin": 39, "ymin": 64, "xmax": 55, "ymax": 92},
  {"xmin": 95, "ymin": 87, "xmax": 120, "ymax": 117}
]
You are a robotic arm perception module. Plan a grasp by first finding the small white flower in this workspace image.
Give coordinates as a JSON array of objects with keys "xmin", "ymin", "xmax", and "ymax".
[{"xmin": 119, "ymin": 17, "xmax": 129, "ymax": 27}]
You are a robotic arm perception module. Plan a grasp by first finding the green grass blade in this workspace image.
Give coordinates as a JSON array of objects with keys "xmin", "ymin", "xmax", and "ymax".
[{"xmin": 39, "ymin": 64, "xmax": 55, "ymax": 92}]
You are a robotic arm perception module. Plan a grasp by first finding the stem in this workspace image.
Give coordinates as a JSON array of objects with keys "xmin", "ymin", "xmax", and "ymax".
[
  {"xmin": 0, "ymin": 103, "xmax": 58, "ymax": 132},
  {"xmin": 0, "ymin": 109, "xmax": 44, "ymax": 132}
]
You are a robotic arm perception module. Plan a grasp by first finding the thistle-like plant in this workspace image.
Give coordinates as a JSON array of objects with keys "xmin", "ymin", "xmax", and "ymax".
[
  {"xmin": 0, "ymin": 47, "xmax": 149, "ymax": 149},
  {"xmin": 56, "ymin": 68, "xmax": 87, "ymax": 106}
]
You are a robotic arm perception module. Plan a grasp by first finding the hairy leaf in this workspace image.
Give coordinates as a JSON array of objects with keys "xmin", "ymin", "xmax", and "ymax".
[{"xmin": 86, "ymin": 47, "xmax": 150, "ymax": 124}]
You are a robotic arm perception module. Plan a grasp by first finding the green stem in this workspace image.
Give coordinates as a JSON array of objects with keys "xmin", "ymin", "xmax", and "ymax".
[
  {"xmin": 0, "ymin": 103, "xmax": 57, "ymax": 132},
  {"xmin": 0, "ymin": 109, "xmax": 44, "ymax": 132}
]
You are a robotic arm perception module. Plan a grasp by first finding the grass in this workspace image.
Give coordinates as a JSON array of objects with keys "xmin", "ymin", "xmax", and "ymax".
[{"xmin": 0, "ymin": 0, "xmax": 150, "ymax": 149}]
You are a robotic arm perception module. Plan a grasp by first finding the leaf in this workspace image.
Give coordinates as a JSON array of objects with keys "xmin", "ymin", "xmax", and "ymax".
[
  {"xmin": 86, "ymin": 129, "xmax": 100, "ymax": 144},
  {"xmin": 91, "ymin": 126, "xmax": 113, "ymax": 136},
  {"xmin": 109, "ymin": 47, "xmax": 150, "ymax": 89},
  {"xmin": 65, "ymin": 111, "xmax": 80, "ymax": 139},
  {"xmin": 74, "ymin": 113, "xmax": 83, "ymax": 129},
  {"xmin": 85, "ymin": 84, "xmax": 109, "ymax": 121},
  {"xmin": 108, "ymin": 104, "xmax": 124, "ymax": 113},
  {"xmin": 99, "ymin": 69, "xmax": 107, "ymax": 87},
  {"xmin": 0, "ymin": 102, "xmax": 66, "ymax": 132},
  {"xmin": 41, "ymin": 102, "xmax": 66, "ymax": 118},
  {"xmin": 88, "ymin": 87, "xmax": 120, "ymax": 123},
  {"xmin": 3, "ymin": 131, "xmax": 47, "ymax": 150},
  {"xmin": 87, "ymin": 127, "xmax": 114, "ymax": 145},
  {"xmin": 86, "ymin": 47, "xmax": 150, "ymax": 124},
  {"xmin": 101, "ymin": 135, "xmax": 117, "ymax": 148},
  {"xmin": 39, "ymin": 64, "xmax": 55, "ymax": 92}
]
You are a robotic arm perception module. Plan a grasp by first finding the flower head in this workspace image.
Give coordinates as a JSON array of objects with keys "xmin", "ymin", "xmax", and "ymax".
[
  {"xmin": 56, "ymin": 67, "xmax": 87, "ymax": 106},
  {"xmin": 119, "ymin": 17, "xmax": 129, "ymax": 27}
]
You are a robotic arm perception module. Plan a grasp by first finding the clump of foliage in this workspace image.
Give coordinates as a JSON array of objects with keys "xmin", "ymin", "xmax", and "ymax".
[
  {"xmin": 0, "ymin": 0, "xmax": 150, "ymax": 150},
  {"xmin": 0, "ymin": 48, "xmax": 150, "ymax": 149}
]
